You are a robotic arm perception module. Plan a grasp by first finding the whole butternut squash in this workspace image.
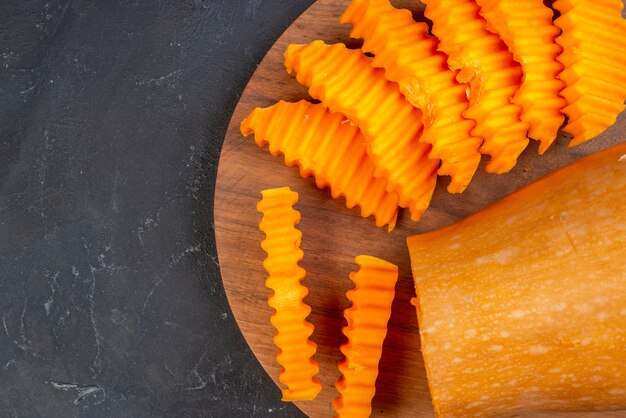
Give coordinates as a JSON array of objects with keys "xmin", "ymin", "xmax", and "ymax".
[{"xmin": 407, "ymin": 143, "xmax": 626, "ymax": 417}]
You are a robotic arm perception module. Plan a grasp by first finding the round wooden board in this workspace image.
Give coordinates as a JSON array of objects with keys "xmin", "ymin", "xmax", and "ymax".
[{"xmin": 214, "ymin": 1, "xmax": 626, "ymax": 417}]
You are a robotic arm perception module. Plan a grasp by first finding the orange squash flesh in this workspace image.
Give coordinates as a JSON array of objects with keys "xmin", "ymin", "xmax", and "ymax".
[
  {"xmin": 407, "ymin": 143, "xmax": 626, "ymax": 417},
  {"xmin": 554, "ymin": 0, "xmax": 626, "ymax": 146},
  {"xmin": 257, "ymin": 187, "xmax": 322, "ymax": 401},
  {"xmin": 422, "ymin": 0, "xmax": 529, "ymax": 174},
  {"xmin": 284, "ymin": 41, "xmax": 439, "ymax": 221},
  {"xmin": 475, "ymin": 0, "xmax": 567, "ymax": 152},
  {"xmin": 340, "ymin": 0, "xmax": 481, "ymax": 193},
  {"xmin": 334, "ymin": 255, "xmax": 398, "ymax": 418},
  {"xmin": 242, "ymin": 100, "xmax": 399, "ymax": 229}
]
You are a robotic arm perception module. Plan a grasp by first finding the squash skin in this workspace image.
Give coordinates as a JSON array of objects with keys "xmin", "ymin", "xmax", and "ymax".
[{"xmin": 407, "ymin": 143, "xmax": 626, "ymax": 417}]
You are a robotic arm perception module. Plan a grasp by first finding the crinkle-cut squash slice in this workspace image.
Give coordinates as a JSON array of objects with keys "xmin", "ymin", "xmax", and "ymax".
[
  {"xmin": 333, "ymin": 255, "xmax": 398, "ymax": 418},
  {"xmin": 554, "ymin": 0, "xmax": 626, "ymax": 146},
  {"xmin": 284, "ymin": 40, "xmax": 438, "ymax": 221},
  {"xmin": 242, "ymin": 100, "xmax": 399, "ymax": 229},
  {"xmin": 341, "ymin": 0, "xmax": 481, "ymax": 193},
  {"xmin": 256, "ymin": 187, "xmax": 321, "ymax": 401},
  {"xmin": 476, "ymin": 0, "xmax": 567, "ymax": 152},
  {"xmin": 422, "ymin": 0, "xmax": 529, "ymax": 173}
]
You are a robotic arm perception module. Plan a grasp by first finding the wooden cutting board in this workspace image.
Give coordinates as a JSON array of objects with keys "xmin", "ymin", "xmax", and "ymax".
[{"xmin": 214, "ymin": 1, "xmax": 626, "ymax": 416}]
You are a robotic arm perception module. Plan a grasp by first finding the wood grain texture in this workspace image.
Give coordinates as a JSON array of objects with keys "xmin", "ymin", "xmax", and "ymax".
[{"xmin": 214, "ymin": 1, "xmax": 626, "ymax": 416}]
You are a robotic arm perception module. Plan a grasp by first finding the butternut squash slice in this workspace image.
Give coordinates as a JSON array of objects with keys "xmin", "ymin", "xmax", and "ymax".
[
  {"xmin": 257, "ymin": 187, "xmax": 322, "ymax": 401},
  {"xmin": 334, "ymin": 255, "xmax": 398, "ymax": 418},
  {"xmin": 476, "ymin": 0, "xmax": 567, "ymax": 152},
  {"xmin": 422, "ymin": 0, "xmax": 529, "ymax": 174},
  {"xmin": 242, "ymin": 100, "xmax": 399, "ymax": 229},
  {"xmin": 554, "ymin": 0, "xmax": 626, "ymax": 146},
  {"xmin": 407, "ymin": 143, "xmax": 626, "ymax": 417},
  {"xmin": 284, "ymin": 41, "xmax": 438, "ymax": 221},
  {"xmin": 340, "ymin": 0, "xmax": 481, "ymax": 193}
]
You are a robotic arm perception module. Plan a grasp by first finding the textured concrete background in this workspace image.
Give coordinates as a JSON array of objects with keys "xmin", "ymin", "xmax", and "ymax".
[{"xmin": 0, "ymin": 1, "xmax": 313, "ymax": 416}]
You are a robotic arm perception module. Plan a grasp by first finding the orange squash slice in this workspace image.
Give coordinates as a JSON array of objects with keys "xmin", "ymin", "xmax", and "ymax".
[
  {"xmin": 334, "ymin": 255, "xmax": 398, "ymax": 418},
  {"xmin": 284, "ymin": 41, "xmax": 438, "ymax": 221},
  {"xmin": 476, "ymin": 0, "xmax": 567, "ymax": 152},
  {"xmin": 423, "ymin": 0, "xmax": 529, "ymax": 173},
  {"xmin": 257, "ymin": 187, "xmax": 322, "ymax": 401},
  {"xmin": 242, "ymin": 100, "xmax": 399, "ymax": 229},
  {"xmin": 554, "ymin": 0, "xmax": 626, "ymax": 146},
  {"xmin": 340, "ymin": 0, "xmax": 481, "ymax": 193}
]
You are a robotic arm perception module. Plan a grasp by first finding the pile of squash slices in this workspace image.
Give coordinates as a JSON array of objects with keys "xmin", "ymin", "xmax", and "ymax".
[{"xmin": 242, "ymin": 1, "xmax": 626, "ymax": 417}]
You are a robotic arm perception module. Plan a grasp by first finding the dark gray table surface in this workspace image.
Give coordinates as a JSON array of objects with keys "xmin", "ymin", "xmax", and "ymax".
[{"xmin": 0, "ymin": 1, "xmax": 314, "ymax": 416}]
